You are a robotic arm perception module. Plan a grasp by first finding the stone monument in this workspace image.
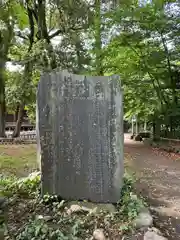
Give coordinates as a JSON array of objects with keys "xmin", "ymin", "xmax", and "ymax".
[
  {"xmin": 37, "ymin": 71, "xmax": 123, "ymax": 203},
  {"xmin": 36, "ymin": 99, "xmax": 41, "ymax": 171}
]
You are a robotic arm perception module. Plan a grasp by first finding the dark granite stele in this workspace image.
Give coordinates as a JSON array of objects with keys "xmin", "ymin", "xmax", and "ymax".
[{"xmin": 37, "ymin": 70, "xmax": 124, "ymax": 203}]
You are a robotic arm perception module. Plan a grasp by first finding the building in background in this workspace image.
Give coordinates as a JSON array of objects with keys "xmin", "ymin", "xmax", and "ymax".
[{"xmin": 5, "ymin": 110, "xmax": 35, "ymax": 131}]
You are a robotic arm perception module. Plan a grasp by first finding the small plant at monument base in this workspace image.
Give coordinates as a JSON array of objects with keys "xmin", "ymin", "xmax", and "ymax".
[
  {"xmin": 41, "ymin": 194, "xmax": 59, "ymax": 204},
  {"xmin": 116, "ymin": 171, "xmax": 146, "ymax": 231}
]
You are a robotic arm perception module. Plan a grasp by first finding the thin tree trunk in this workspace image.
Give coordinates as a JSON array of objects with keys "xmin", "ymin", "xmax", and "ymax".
[
  {"xmin": 153, "ymin": 121, "xmax": 155, "ymax": 138},
  {"xmin": 95, "ymin": 0, "xmax": 103, "ymax": 75},
  {"xmin": 144, "ymin": 121, "xmax": 147, "ymax": 131},
  {"xmin": 12, "ymin": 56, "xmax": 33, "ymax": 138},
  {"xmin": 36, "ymin": 100, "xmax": 41, "ymax": 171},
  {"xmin": 75, "ymin": 33, "xmax": 83, "ymax": 73},
  {"xmin": 170, "ymin": 116, "xmax": 173, "ymax": 138},
  {"xmin": 36, "ymin": 0, "xmax": 57, "ymax": 70},
  {"xmin": 165, "ymin": 125, "xmax": 168, "ymax": 138},
  {"xmin": 0, "ymin": 15, "xmax": 14, "ymax": 137},
  {"xmin": 15, "ymin": 105, "xmax": 19, "ymax": 121},
  {"xmin": 0, "ymin": 101, "xmax": 6, "ymax": 138},
  {"xmin": 153, "ymin": 120, "xmax": 161, "ymax": 141},
  {"xmin": 131, "ymin": 119, "xmax": 134, "ymax": 135},
  {"xmin": 135, "ymin": 117, "xmax": 139, "ymax": 135},
  {"xmin": 0, "ymin": 61, "xmax": 6, "ymax": 137},
  {"xmin": 12, "ymin": 104, "xmax": 24, "ymax": 138}
]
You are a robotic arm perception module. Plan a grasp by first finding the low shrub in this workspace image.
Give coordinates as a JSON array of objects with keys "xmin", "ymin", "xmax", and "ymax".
[
  {"xmin": 0, "ymin": 173, "xmax": 40, "ymax": 198},
  {"xmin": 117, "ymin": 171, "xmax": 145, "ymax": 221},
  {"xmin": 16, "ymin": 219, "xmax": 70, "ymax": 240}
]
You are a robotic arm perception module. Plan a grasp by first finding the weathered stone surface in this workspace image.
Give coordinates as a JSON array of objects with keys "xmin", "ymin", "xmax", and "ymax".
[
  {"xmin": 93, "ymin": 229, "xmax": 106, "ymax": 240},
  {"xmin": 67, "ymin": 201, "xmax": 116, "ymax": 214},
  {"xmin": 144, "ymin": 231, "xmax": 168, "ymax": 240},
  {"xmin": 149, "ymin": 227, "xmax": 162, "ymax": 235},
  {"xmin": 134, "ymin": 209, "xmax": 153, "ymax": 229},
  {"xmin": 67, "ymin": 204, "xmax": 92, "ymax": 215},
  {"xmin": 36, "ymin": 100, "xmax": 41, "ymax": 171},
  {"xmin": 37, "ymin": 71, "xmax": 123, "ymax": 203}
]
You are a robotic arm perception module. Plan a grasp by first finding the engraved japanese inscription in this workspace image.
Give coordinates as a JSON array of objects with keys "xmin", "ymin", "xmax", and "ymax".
[{"xmin": 37, "ymin": 71, "xmax": 124, "ymax": 203}]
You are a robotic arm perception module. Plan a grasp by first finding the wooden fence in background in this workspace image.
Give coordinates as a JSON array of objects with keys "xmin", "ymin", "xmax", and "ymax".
[{"xmin": 0, "ymin": 132, "xmax": 37, "ymax": 145}]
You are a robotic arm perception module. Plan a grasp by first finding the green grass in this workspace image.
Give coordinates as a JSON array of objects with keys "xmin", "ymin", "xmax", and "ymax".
[{"xmin": 0, "ymin": 144, "xmax": 38, "ymax": 177}]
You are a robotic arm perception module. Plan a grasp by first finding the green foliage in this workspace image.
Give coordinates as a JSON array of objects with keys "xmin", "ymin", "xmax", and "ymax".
[
  {"xmin": 16, "ymin": 219, "xmax": 69, "ymax": 240},
  {"xmin": 2, "ymin": 0, "xmax": 95, "ymax": 133},
  {"xmin": 0, "ymin": 176, "xmax": 15, "ymax": 190},
  {"xmin": 0, "ymin": 173, "xmax": 40, "ymax": 197},
  {"xmin": 102, "ymin": 0, "xmax": 180, "ymax": 137},
  {"xmin": 25, "ymin": 103, "xmax": 36, "ymax": 123},
  {"xmin": 40, "ymin": 194, "xmax": 59, "ymax": 205},
  {"xmin": 118, "ymin": 172, "xmax": 145, "ymax": 221},
  {"xmin": 1, "ymin": 0, "xmax": 180, "ymax": 138}
]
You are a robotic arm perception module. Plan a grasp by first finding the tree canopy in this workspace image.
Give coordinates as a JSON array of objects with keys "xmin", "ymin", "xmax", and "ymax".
[{"xmin": 0, "ymin": 0, "xmax": 180, "ymax": 138}]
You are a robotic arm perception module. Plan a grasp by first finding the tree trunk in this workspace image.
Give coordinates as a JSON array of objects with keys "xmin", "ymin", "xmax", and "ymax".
[
  {"xmin": 165, "ymin": 125, "xmax": 168, "ymax": 138},
  {"xmin": 12, "ymin": 58, "xmax": 33, "ymax": 139},
  {"xmin": 36, "ymin": 0, "xmax": 57, "ymax": 70},
  {"xmin": 36, "ymin": 100, "xmax": 41, "ymax": 171},
  {"xmin": 12, "ymin": 104, "xmax": 24, "ymax": 138},
  {"xmin": 135, "ymin": 118, "xmax": 139, "ymax": 135},
  {"xmin": 170, "ymin": 116, "xmax": 173, "ymax": 138},
  {"xmin": 15, "ymin": 105, "xmax": 19, "ymax": 121},
  {"xmin": 95, "ymin": 0, "xmax": 103, "ymax": 75},
  {"xmin": 153, "ymin": 120, "xmax": 161, "ymax": 141},
  {"xmin": 75, "ymin": 33, "xmax": 83, "ymax": 73},
  {"xmin": 131, "ymin": 119, "xmax": 134, "ymax": 135},
  {"xmin": 144, "ymin": 121, "xmax": 147, "ymax": 131},
  {"xmin": 0, "ymin": 100, "xmax": 5, "ymax": 138},
  {"xmin": 0, "ymin": 61, "xmax": 6, "ymax": 137},
  {"xmin": 0, "ymin": 14, "xmax": 14, "ymax": 138}
]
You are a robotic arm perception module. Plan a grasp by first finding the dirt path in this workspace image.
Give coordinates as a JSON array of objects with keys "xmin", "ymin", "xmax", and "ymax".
[{"xmin": 124, "ymin": 135, "xmax": 180, "ymax": 239}]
